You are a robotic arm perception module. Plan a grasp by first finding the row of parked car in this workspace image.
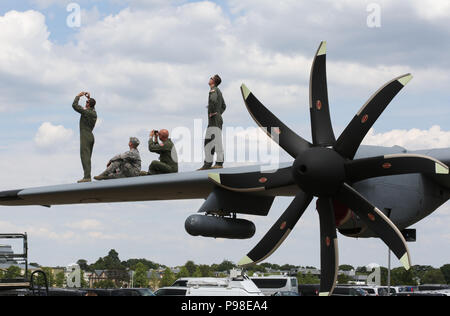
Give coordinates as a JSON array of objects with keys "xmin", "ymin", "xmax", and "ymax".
[{"xmin": 1, "ymin": 273, "xmax": 448, "ymax": 296}]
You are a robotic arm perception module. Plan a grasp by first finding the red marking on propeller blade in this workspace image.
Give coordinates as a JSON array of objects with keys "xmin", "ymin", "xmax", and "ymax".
[
  {"xmin": 273, "ymin": 127, "xmax": 281, "ymax": 135},
  {"xmin": 316, "ymin": 100, "xmax": 322, "ymax": 110},
  {"xmin": 259, "ymin": 177, "xmax": 268, "ymax": 184},
  {"xmin": 280, "ymin": 221, "xmax": 287, "ymax": 230},
  {"xmin": 368, "ymin": 213, "xmax": 376, "ymax": 222},
  {"xmin": 326, "ymin": 237, "xmax": 331, "ymax": 247},
  {"xmin": 361, "ymin": 114, "xmax": 369, "ymax": 124},
  {"xmin": 382, "ymin": 162, "xmax": 392, "ymax": 169}
]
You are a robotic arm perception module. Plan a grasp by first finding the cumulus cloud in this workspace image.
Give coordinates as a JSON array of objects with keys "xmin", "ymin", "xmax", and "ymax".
[
  {"xmin": 34, "ymin": 122, "xmax": 73, "ymax": 149},
  {"xmin": 66, "ymin": 219, "xmax": 104, "ymax": 230},
  {"xmin": 0, "ymin": 1, "xmax": 449, "ymax": 267},
  {"xmin": 363, "ymin": 125, "xmax": 450, "ymax": 150}
]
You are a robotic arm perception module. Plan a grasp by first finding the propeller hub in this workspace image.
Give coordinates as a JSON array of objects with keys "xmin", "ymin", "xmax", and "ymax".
[{"xmin": 293, "ymin": 147, "xmax": 345, "ymax": 196}]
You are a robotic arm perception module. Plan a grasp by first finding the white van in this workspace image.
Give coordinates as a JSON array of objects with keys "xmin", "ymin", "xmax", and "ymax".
[
  {"xmin": 250, "ymin": 276, "xmax": 299, "ymax": 296},
  {"xmin": 156, "ymin": 275, "xmax": 264, "ymax": 296}
]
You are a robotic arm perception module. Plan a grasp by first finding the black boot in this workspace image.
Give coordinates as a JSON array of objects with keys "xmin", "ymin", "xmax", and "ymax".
[
  {"xmin": 197, "ymin": 163, "xmax": 213, "ymax": 171},
  {"xmin": 212, "ymin": 162, "xmax": 224, "ymax": 169}
]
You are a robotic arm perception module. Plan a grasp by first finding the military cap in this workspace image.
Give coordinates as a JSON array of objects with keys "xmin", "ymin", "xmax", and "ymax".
[
  {"xmin": 130, "ymin": 137, "xmax": 140, "ymax": 147},
  {"xmin": 212, "ymin": 74, "xmax": 222, "ymax": 86}
]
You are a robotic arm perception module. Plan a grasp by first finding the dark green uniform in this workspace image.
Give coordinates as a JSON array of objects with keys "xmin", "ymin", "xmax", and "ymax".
[
  {"xmin": 72, "ymin": 96, "xmax": 97, "ymax": 179},
  {"xmin": 148, "ymin": 138, "xmax": 178, "ymax": 174},
  {"xmin": 204, "ymin": 86, "xmax": 226, "ymax": 165}
]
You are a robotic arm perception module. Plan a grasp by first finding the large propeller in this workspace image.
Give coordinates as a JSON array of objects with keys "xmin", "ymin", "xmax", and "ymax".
[{"xmin": 208, "ymin": 42, "xmax": 450, "ymax": 296}]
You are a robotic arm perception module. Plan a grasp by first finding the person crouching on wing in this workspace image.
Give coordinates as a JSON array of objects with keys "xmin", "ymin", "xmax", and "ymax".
[
  {"xmin": 144, "ymin": 129, "xmax": 178, "ymax": 175},
  {"xmin": 94, "ymin": 137, "xmax": 142, "ymax": 180}
]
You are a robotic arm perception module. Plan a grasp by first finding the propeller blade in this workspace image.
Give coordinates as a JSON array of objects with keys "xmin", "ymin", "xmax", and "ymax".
[
  {"xmin": 241, "ymin": 84, "xmax": 312, "ymax": 158},
  {"xmin": 317, "ymin": 198, "xmax": 339, "ymax": 296},
  {"xmin": 336, "ymin": 183, "xmax": 411, "ymax": 270},
  {"xmin": 345, "ymin": 154, "xmax": 450, "ymax": 183},
  {"xmin": 238, "ymin": 192, "xmax": 313, "ymax": 266},
  {"xmin": 208, "ymin": 167, "xmax": 294, "ymax": 193},
  {"xmin": 334, "ymin": 74, "xmax": 413, "ymax": 159},
  {"xmin": 310, "ymin": 41, "xmax": 336, "ymax": 147}
]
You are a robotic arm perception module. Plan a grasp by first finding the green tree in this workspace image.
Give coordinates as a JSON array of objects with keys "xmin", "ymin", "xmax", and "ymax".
[
  {"xmin": 184, "ymin": 261, "xmax": 197, "ymax": 276},
  {"xmin": 339, "ymin": 265, "xmax": 354, "ymax": 272},
  {"xmin": 134, "ymin": 263, "xmax": 149, "ymax": 288},
  {"xmin": 337, "ymin": 274, "xmax": 352, "ymax": 285},
  {"xmin": 280, "ymin": 264, "xmax": 296, "ymax": 272},
  {"xmin": 160, "ymin": 268, "xmax": 176, "ymax": 287},
  {"xmin": 34, "ymin": 267, "xmax": 55, "ymax": 287},
  {"xmin": 4, "ymin": 266, "xmax": 22, "ymax": 279},
  {"xmin": 439, "ymin": 264, "xmax": 450, "ymax": 284},
  {"xmin": 80, "ymin": 270, "xmax": 88, "ymax": 288},
  {"xmin": 76, "ymin": 259, "xmax": 89, "ymax": 272},
  {"xmin": 55, "ymin": 271, "xmax": 65, "ymax": 288},
  {"xmin": 297, "ymin": 272, "xmax": 320, "ymax": 285},
  {"xmin": 125, "ymin": 259, "xmax": 160, "ymax": 271},
  {"xmin": 91, "ymin": 249, "xmax": 125, "ymax": 271},
  {"xmin": 391, "ymin": 268, "xmax": 417, "ymax": 286},
  {"xmin": 198, "ymin": 265, "xmax": 213, "ymax": 277},
  {"xmin": 421, "ymin": 269, "xmax": 446, "ymax": 284},
  {"xmin": 94, "ymin": 279, "xmax": 116, "ymax": 289},
  {"xmin": 193, "ymin": 267, "xmax": 202, "ymax": 277},
  {"xmin": 356, "ymin": 266, "xmax": 368, "ymax": 274},
  {"xmin": 216, "ymin": 260, "xmax": 236, "ymax": 272},
  {"xmin": 149, "ymin": 271, "xmax": 160, "ymax": 290},
  {"xmin": 177, "ymin": 266, "xmax": 190, "ymax": 278}
]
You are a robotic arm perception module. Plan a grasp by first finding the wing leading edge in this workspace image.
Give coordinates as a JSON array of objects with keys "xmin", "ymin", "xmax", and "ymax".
[{"xmin": 0, "ymin": 164, "xmax": 292, "ymax": 207}]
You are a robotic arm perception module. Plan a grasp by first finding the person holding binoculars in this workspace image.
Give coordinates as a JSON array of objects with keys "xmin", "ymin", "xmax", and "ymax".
[{"xmin": 144, "ymin": 129, "xmax": 178, "ymax": 176}]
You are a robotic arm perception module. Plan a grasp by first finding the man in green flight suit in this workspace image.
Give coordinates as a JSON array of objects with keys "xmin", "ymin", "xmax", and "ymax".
[
  {"xmin": 73, "ymin": 91, "xmax": 97, "ymax": 183},
  {"xmin": 147, "ymin": 129, "xmax": 178, "ymax": 175},
  {"xmin": 199, "ymin": 74, "xmax": 226, "ymax": 170}
]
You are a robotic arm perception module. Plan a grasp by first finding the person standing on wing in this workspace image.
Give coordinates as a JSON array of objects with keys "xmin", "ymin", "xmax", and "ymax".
[
  {"xmin": 198, "ymin": 74, "xmax": 226, "ymax": 170},
  {"xmin": 72, "ymin": 91, "xmax": 97, "ymax": 183}
]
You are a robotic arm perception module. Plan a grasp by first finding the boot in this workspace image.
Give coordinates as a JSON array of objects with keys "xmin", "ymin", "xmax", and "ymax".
[
  {"xmin": 77, "ymin": 178, "xmax": 91, "ymax": 183},
  {"xmin": 94, "ymin": 174, "xmax": 111, "ymax": 181},
  {"xmin": 211, "ymin": 162, "xmax": 224, "ymax": 169},
  {"xmin": 197, "ymin": 163, "xmax": 213, "ymax": 171}
]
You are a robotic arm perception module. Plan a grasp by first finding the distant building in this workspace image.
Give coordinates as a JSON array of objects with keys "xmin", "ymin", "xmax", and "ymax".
[{"xmin": 0, "ymin": 244, "xmax": 39, "ymax": 275}]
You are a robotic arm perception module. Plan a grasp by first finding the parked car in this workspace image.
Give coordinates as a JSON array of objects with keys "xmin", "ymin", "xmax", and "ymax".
[
  {"xmin": 47, "ymin": 288, "xmax": 87, "ymax": 296},
  {"xmin": 154, "ymin": 286, "xmax": 187, "ymax": 296},
  {"xmin": 360, "ymin": 286, "xmax": 393, "ymax": 296},
  {"xmin": 418, "ymin": 284, "xmax": 449, "ymax": 292},
  {"xmin": 332, "ymin": 286, "xmax": 368, "ymax": 297},
  {"xmin": 298, "ymin": 284, "xmax": 320, "ymax": 296},
  {"xmin": 250, "ymin": 276, "xmax": 299, "ymax": 296},
  {"xmin": 272, "ymin": 291, "xmax": 301, "ymax": 296},
  {"xmin": 156, "ymin": 276, "xmax": 263, "ymax": 296},
  {"xmin": 83, "ymin": 288, "xmax": 154, "ymax": 296},
  {"xmin": 110, "ymin": 288, "xmax": 154, "ymax": 296}
]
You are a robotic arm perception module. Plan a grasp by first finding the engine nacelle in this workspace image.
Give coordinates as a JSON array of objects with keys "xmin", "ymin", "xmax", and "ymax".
[{"xmin": 185, "ymin": 214, "xmax": 256, "ymax": 240}]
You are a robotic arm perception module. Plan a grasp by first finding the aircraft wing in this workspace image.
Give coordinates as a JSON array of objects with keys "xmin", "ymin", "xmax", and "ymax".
[{"xmin": 0, "ymin": 164, "xmax": 292, "ymax": 207}]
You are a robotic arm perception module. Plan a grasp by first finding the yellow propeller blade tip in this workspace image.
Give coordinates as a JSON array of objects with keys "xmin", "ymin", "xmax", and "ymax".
[
  {"xmin": 398, "ymin": 74, "xmax": 413, "ymax": 86},
  {"xmin": 237, "ymin": 256, "xmax": 253, "ymax": 267},
  {"xmin": 241, "ymin": 84, "xmax": 251, "ymax": 100},
  {"xmin": 318, "ymin": 41, "xmax": 327, "ymax": 56}
]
